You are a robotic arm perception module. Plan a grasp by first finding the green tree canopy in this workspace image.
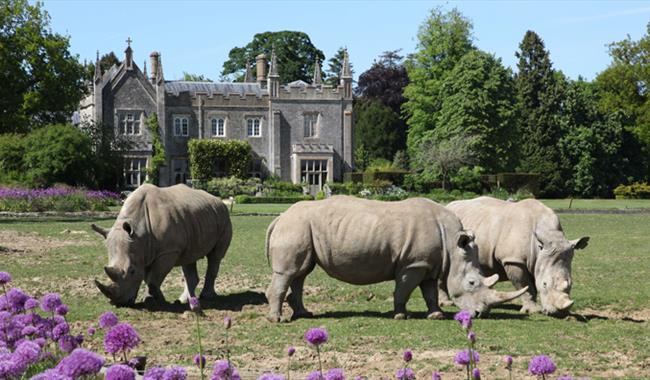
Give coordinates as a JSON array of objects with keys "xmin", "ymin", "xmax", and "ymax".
[
  {"xmin": 433, "ymin": 50, "xmax": 518, "ymax": 173},
  {"xmin": 85, "ymin": 52, "xmax": 121, "ymax": 81},
  {"xmin": 324, "ymin": 47, "xmax": 353, "ymax": 86},
  {"xmin": 402, "ymin": 7, "xmax": 475, "ymax": 156},
  {"xmin": 221, "ymin": 31, "xmax": 324, "ymax": 83},
  {"xmin": 182, "ymin": 72, "xmax": 212, "ymax": 82},
  {"xmin": 354, "ymin": 100, "xmax": 404, "ymax": 162},
  {"xmin": 0, "ymin": 0, "xmax": 86, "ymax": 133}
]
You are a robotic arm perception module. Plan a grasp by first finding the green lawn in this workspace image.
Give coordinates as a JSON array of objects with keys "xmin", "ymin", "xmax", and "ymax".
[
  {"xmin": 540, "ymin": 198, "xmax": 650, "ymax": 210},
  {"xmin": 1, "ymin": 213, "xmax": 648, "ymax": 379}
]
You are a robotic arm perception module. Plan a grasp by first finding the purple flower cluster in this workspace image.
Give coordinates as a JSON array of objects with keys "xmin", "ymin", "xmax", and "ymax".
[
  {"xmin": 161, "ymin": 366, "xmax": 187, "ymax": 380},
  {"xmin": 403, "ymin": 350, "xmax": 412, "ymax": 362},
  {"xmin": 325, "ymin": 368, "xmax": 346, "ymax": 380},
  {"xmin": 55, "ymin": 348, "xmax": 104, "ymax": 378},
  {"xmin": 40, "ymin": 293, "xmax": 62, "ymax": 313},
  {"xmin": 104, "ymin": 323, "xmax": 140, "ymax": 355},
  {"xmin": 99, "ymin": 311, "xmax": 119, "ymax": 329},
  {"xmin": 305, "ymin": 371, "xmax": 324, "ymax": 380},
  {"xmin": 0, "ymin": 187, "xmax": 120, "ymax": 200},
  {"xmin": 106, "ymin": 363, "xmax": 137, "ymax": 380},
  {"xmin": 395, "ymin": 367, "xmax": 415, "ymax": 380},
  {"xmin": 257, "ymin": 373, "xmax": 286, "ymax": 380},
  {"xmin": 432, "ymin": 371, "xmax": 442, "ymax": 380},
  {"xmin": 304, "ymin": 327, "xmax": 329, "ymax": 345},
  {"xmin": 194, "ymin": 353, "xmax": 206, "ymax": 369},
  {"xmin": 0, "ymin": 272, "xmax": 11, "ymax": 285},
  {"xmin": 211, "ymin": 359, "xmax": 241, "ymax": 380},
  {"xmin": 454, "ymin": 349, "xmax": 480, "ymax": 366},
  {"xmin": 453, "ymin": 310, "xmax": 473, "ymax": 330},
  {"xmin": 528, "ymin": 355, "xmax": 557, "ymax": 375}
]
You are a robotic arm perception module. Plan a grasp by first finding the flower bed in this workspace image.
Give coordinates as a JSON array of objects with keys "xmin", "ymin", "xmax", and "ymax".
[{"xmin": 0, "ymin": 187, "xmax": 120, "ymax": 212}]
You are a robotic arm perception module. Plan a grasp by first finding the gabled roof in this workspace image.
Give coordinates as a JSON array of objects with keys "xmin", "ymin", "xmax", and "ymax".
[{"xmin": 164, "ymin": 81, "xmax": 265, "ymax": 97}]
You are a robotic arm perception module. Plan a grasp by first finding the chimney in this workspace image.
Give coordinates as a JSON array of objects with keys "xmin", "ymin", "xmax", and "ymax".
[
  {"xmin": 256, "ymin": 53, "xmax": 268, "ymax": 85},
  {"xmin": 150, "ymin": 51, "xmax": 160, "ymax": 82}
]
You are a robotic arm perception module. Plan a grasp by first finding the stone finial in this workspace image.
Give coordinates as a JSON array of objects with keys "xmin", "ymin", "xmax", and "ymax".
[
  {"xmin": 149, "ymin": 51, "xmax": 160, "ymax": 82},
  {"xmin": 143, "ymin": 60, "xmax": 147, "ymax": 78},
  {"xmin": 94, "ymin": 50, "xmax": 101, "ymax": 82},
  {"xmin": 269, "ymin": 48, "xmax": 279, "ymax": 77},
  {"xmin": 312, "ymin": 57, "xmax": 322, "ymax": 86},
  {"xmin": 244, "ymin": 60, "xmax": 253, "ymax": 83},
  {"xmin": 341, "ymin": 48, "xmax": 351, "ymax": 78},
  {"xmin": 124, "ymin": 37, "xmax": 133, "ymax": 69}
]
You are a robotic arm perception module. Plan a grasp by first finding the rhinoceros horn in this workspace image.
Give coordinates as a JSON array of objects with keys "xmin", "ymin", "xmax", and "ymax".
[
  {"xmin": 104, "ymin": 266, "xmax": 124, "ymax": 282},
  {"xmin": 555, "ymin": 293, "xmax": 575, "ymax": 311},
  {"xmin": 486, "ymin": 286, "xmax": 529, "ymax": 306},
  {"xmin": 91, "ymin": 224, "xmax": 110, "ymax": 239},
  {"xmin": 94, "ymin": 279, "xmax": 114, "ymax": 299},
  {"xmin": 482, "ymin": 274, "xmax": 500, "ymax": 288}
]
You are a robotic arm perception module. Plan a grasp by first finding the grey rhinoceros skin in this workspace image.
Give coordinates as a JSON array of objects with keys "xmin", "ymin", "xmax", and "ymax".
[
  {"xmin": 91, "ymin": 184, "xmax": 232, "ymax": 307},
  {"xmin": 446, "ymin": 196, "xmax": 589, "ymax": 316},
  {"xmin": 264, "ymin": 195, "xmax": 527, "ymax": 322}
]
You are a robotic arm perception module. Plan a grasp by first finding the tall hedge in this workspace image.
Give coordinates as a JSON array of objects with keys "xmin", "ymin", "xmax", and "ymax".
[{"xmin": 188, "ymin": 139, "xmax": 252, "ymax": 180}]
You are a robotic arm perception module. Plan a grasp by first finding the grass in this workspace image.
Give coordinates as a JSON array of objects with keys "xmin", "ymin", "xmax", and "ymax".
[
  {"xmin": 1, "ymin": 212, "xmax": 649, "ymax": 379},
  {"xmin": 539, "ymin": 198, "xmax": 650, "ymax": 210}
]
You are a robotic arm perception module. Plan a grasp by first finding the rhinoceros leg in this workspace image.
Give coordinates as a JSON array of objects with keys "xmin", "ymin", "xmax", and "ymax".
[
  {"xmin": 179, "ymin": 263, "xmax": 200, "ymax": 304},
  {"xmin": 266, "ymin": 273, "xmax": 292, "ymax": 323},
  {"xmin": 143, "ymin": 254, "xmax": 177, "ymax": 304},
  {"xmin": 437, "ymin": 279, "xmax": 455, "ymax": 307},
  {"xmin": 393, "ymin": 267, "xmax": 427, "ymax": 320},
  {"xmin": 504, "ymin": 263, "xmax": 541, "ymax": 314},
  {"xmin": 200, "ymin": 241, "xmax": 228, "ymax": 300},
  {"xmin": 419, "ymin": 278, "xmax": 444, "ymax": 319},
  {"xmin": 288, "ymin": 270, "xmax": 314, "ymax": 320}
]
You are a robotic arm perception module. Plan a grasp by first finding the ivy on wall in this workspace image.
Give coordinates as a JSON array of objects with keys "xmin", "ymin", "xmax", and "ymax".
[
  {"xmin": 146, "ymin": 113, "xmax": 166, "ymax": 185},
  {"xmin": 188, "ymin": 139, "xmax": 252, "ymax": 181}
]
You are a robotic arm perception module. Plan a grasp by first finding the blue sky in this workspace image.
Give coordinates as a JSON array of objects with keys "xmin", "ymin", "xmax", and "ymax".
[{"xmin": 40, "ymin": 0, "xmax": 650, "ymax": 82}]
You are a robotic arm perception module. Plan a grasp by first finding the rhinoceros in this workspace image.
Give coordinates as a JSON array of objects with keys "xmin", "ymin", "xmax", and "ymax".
[
  {"xmin": 446, "ymin": 196, "xmax": 589, "ymax": 315},
  {"xmin": 91, "ymin": 184, "xmax": 232, "ymax": 307},
  {"xmin": 264, "ymin": 195, "xmax": 527, "ymax": 322}
]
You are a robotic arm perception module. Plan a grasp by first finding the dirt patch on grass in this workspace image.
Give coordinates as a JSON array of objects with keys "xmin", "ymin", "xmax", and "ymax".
[
  {"xmin": 574, "ymin": 307, "xmax": 650, "ymax": 322},
  {"xmin": 0, "ymin": 229, "xmax": 91, "ymax": 255}
]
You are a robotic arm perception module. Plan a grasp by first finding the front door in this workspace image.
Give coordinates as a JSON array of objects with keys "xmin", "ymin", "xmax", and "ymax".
[{"xmin": 301, "ymin": 159, "xmax": 328, "ymax": 195}]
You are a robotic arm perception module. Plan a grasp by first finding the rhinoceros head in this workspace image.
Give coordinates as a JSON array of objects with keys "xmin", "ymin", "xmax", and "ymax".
[
  {"xmin": 534, "ymin": 233, "xmax": 589, "ymax": 316},
  {"xmin": 91, "ymin": 221, "xmax": 145, "ymax": 306},
  {"xmin": 446, "ymin": 230, "xmax": 529, "ymax": 317}
]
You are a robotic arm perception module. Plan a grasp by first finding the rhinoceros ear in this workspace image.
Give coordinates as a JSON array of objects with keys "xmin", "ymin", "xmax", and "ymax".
[
  {"xmin": 456, "ymin": 230, "xmax": 474, "ymax": 248},
  {"xmin": 571, "ymin": 236, "xmax": 589, "ymax": 250},
  {"xmin": 91, "ymin": 224, "xmax": 109, "ymax": 239},
  {"xmin": 122, "ymin": 221, "xmax": 134, "ymax": 237}
]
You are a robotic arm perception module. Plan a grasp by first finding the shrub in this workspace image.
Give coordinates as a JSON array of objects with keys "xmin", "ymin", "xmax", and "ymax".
[
  {"xmin": 403, "ymin": 172, "xmax": 440, "ymax": 193},
  {"xmin": 366, "ymin": 158, "xmax": 393, "ymax": 172},
  {"xmin": 188, "ymin": 139, "xmax": 252, "ymax": 180},
  {"xmin": 363, "ymin": 171, "xmax": 407, "ymax": 186},
  {"xmin": 450, "ymin": 166, "xmax": 484, "ymax": 193},
  {"xmin": 145, "ymin": 113, "xmax": 166, "ymax": 185},
  {"xmin": 201, "ymin": 177, "xmax": 261, "ymax": 198},
  {"xmin": 0, "ymin": 133, "xmax": 26, "ymax": 184},
  {"xmin": 613, "ymin": 182, "xmax": 650, "ymax": 199},
  {"xmin": 428, "ymin": 188, "xmax": 477, "ymax": 203},
  {"xmin": 234, "ymin": 195, "xmax": 313, "ymax": 204},
  {"xmin": 315, "ymin": 191, "xmax": 326, "ymax": 200},
  {"xmin": 263, "ymin": 180, "xmax": 303, "ymax": 196}
]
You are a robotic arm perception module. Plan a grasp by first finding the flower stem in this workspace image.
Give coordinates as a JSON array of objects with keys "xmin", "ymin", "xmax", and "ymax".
[
  {"xmin": 287, "ymin": 356, "xmax": 291, "ymax": 380},
  {"xmin": 225, "ymin": 328, "xmax": 231, "ymax": 380},
  {"xmin": 316, "ymin": 345, "xmax": 323, "ymax": 378},
  {"xmin": 123, "ymin": 351, "xmax": 128, "ymax": 364},
  {"xmin": 466, "ymin": 364, "xmax": 470, "ymax": 380},
  {"xmin": 196, "ymin": 314, "xmax": 205, "ymax": 380},
  {"xmin": 508, "ymin": 368, "xmax": 512, "ymax": 380}
]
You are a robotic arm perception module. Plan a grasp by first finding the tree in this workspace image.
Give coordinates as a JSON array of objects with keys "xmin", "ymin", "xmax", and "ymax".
[
  {"xmin": 433, "ymin": 50, "xmax": 518, "ymax": 173},
  {"xmin": 182, "ymin": 72, "xmax": 212, "ymax": 82},
  {"xmin": 85, "ymin": 52, "xmax": 121, "ymax": 81},
  {"xmin": 324, "ymin": 47, "xmax": 353, "ymax": 86},
  {"xmin": 80, "ymin": 120, "xmax": 132, "ymax": 190},
  {"xmin": 354, "ymin": 100, "xmax": 403, "ymax": 161},
  {"xmin": 402, "ymin": 7, "xmax": 475, "ymax": 157},
  {"xmin": 413, "ymin": 134, "xmax": 475, "ymax": 190},
  {"xmin": 515, "ymin": 30, "xmax": 565, "ymax": 196},
  {"xmin": 356, "ymin": 50, "xmax": 409, "ymax": 113},
  {"xmin": 0, "ymin": 0, "xmax": 86, "ymax": 133},
  {"xmin": 354, "ymin": 144, "xmax": 371, "ymax": 172},
  {"xmin": 221, "ymin": 31, "xmax": 324, "ymax": 83}
]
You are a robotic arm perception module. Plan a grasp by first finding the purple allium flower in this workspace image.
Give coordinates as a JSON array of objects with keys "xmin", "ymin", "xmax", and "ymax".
[
  {"xmin": 528, "ymin": 355, "xmax": 556, "ymax": 376},
  {"xmin": 472, "ymin": 368, "xmax": 480, "ymax": 380},
  {"xmin": 14, "ymin": 340, "xmax": 41, "ymax": 366},
  {"xmin": 55, "ymin": 348, "xmax": 105, "ymax": 378},
  {"xmin": 189, "ymin": 297, "xmax": 200, "ymax": 311},
  {"xmin": 104, "ymin": 323, "xmax": 140, "ymax": 355},
  {"xmin": 34, "ymin": 338, "xmax": 47, "ymax": 347},
  {"xmin": 52, "ymin": 322, "xmax": 70, "ymax": 341},
  {"xmin": 304, "ymin": 327, "xmax": 328, "ymax": 346},
  {"xmin": 31, "ymin": 369, "xmax": 69, "ymax": 380},
  {"xmin": 59, "ymin": 334, "xmax": 80, "ymax": 353},
  {"xmin": 144, "ymin": 367, "xmax": 167, "ymax": 380},
  {"xmin": 556, "ymin": 376, "xmax": 573, "ymax": 380},
  {"xmin": 0, "ymin": 272, "xmax": 11, "ymax": 285},
  {"xmin": 453, "ymin": 310, "xmax": 472, "ymax": 330},
  {"xmin": 87, "ymin": 326, "xmax": 96, "ymax": 336},
  {"xmin": 432, "ymin": 371, "xmax": 442, "ymax": 380},
  {"xmin": 403, "ymin": 349, "xmax": 412, "ymax": 363},
  {"xmin": 468, "ymin": 332, "xmax": 476, "ymax": 343},
  {"xmin": 258, "ymin": 373, "xmax": 286, "ymax": 380},
  {"xmin": 55, "ymin": 304, "xmax": 69, "ymax": 316},
  {"xmin": 223, "ymin": 316, "xmax": 232, "ymax": 329},
  {"xmin": 41, "ymin": 293, "xmax": 62, "ymax": 313},
  {"xmin": 211, "ymin": 359, "xmax": 241, "ymax": 380},
  {"xmin": 504, "ymin": 355, "xmax": 513, "ymax": 368},
  {"xmin": 21, "ymin": 326, "xmax": 37, "ymax": 336},
  {"xmin": 163, "ymin": 366, "xmax": 187, "ymax": 380},
  {"xmin": 106, "ymin": 364, "xmax": 136, "ymax": 380},
  {"xmin": 24, "ymin": 298, "xmax": 38, "ymax": 310},
  {"xmin": 287, "ymin": 346, "xmax": 296, "ymax": 357},
  {"xmin": 454, "ymin": 349, "xmax": 480, "ymax": 366},
  {"xmin": 99, "ymin": 311, "xmax": 119, "ymax": 329},
  {"xmin": 305, "ymin": 371, "xmax": 324, "ymax": 380},
  {"xmin": 194, "ymin": 354, "xmax": 206, "ymax": 369},
  {"xmin": 7, "ymin": 288, "xmax": 28, "ymax": 311},
  {"xmin": 395, "ymin": 367, "xmax": 415, "ymax": 380},
  {"xmin": 325, "ymin": 368, "xmax": 345, "ymax": 380}
]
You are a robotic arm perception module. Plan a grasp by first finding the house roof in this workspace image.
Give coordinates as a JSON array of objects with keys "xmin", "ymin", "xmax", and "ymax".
[{"xmin": 164, "ymin": 81, "xmax": 265, "ymax": 97}]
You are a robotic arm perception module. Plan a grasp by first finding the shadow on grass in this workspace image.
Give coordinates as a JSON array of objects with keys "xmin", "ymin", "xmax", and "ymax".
[
  {"xmin": 131, "ymin": 290, "xmax": 267, "ymax": 314},
  {"xmin": 312, "ymin": 309, "xmax": 530, "ymax": 320}
]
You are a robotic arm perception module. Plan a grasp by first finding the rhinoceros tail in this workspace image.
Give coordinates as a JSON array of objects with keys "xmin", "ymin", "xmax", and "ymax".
[{"xmin": 265, "ymin": 216, "xmax": 280, "ymax": 267}]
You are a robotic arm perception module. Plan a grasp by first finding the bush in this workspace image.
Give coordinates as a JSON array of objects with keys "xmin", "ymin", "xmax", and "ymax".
[
  {"xmin": 403, "ymin": 172, "xmax": 441, "ymax": 193},
  {"xmin": 234, "ymin": 195, "xmax": 313, "ymax": 204},
  {"xmin": 315, "ymin": 190, "xmax": 326, "ymax": 200},
  {"xmin": 482, "ymin": 172, "xmax": 540, "ymax": 195},
  {"xmin": 188, "ymin": 139, "xmax": 252, "ymax": 180},
  {"xmin": 367, "ymin": 158, "xmax": 394, "ymax": 172},
  {"xmin": 613, "ymin": 182, "xmax": 650, "ymax": 199},
  {"xmin": 263, "ymin": 180, "xmax": 303, "ymax": 196},
  {"xmin": 200, "ymin": 176, "xmax": 261, "ymax": 198},
  {"xmin": 363, "ymin": 171, "xmax": 407, "ymax": 186},
  {"xmin": 428, "ymin": 188, "xmax": 477, "ymax": 203},
  {"xmin": 0, "ymin": 133, "xmax": 26, "ymax": 184},
  {"xmin": 450, "ymin": 166, "xmax": 484, "ymax": 193}
]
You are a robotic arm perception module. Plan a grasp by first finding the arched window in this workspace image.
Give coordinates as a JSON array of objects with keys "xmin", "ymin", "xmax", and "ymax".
[{"xmin": 211, "ymin": 118, "xmax": 225, "ymax": 137}]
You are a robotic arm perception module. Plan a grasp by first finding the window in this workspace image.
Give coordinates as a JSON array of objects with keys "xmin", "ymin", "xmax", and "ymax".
[
  {"xmin": 125, "ymin": 158, "xmax": 147, "ymax": 187},
  {"xmin": 211, "ymin": 118, "xmax": 225, "ymax": 137},
  {"xmin": 118, "ymin": 112, "xmax": 141, "ymax": 135},
  {"xmin": 304, "ymin": 113, "xmax": 319, "ymax": 138},
  {"xmin": 173, "ymin": 116, "xmax": 189, "ymax": 136},
  {"xmin": 246, "ymin": 117, "xmax": 261, "ymax": 137},
  {"xmin": 173, "ymin": 158, "xmax": 190, "ymax": 184},
  {"xmin": 300, "ymin": 159, "xmax": 328, "ymax": 186}
]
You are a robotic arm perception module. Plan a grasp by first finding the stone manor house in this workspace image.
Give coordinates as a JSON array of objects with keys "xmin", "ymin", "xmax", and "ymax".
[{"xmin": 80, "ymin": 41, "xmax": 354, "ymax": 190}]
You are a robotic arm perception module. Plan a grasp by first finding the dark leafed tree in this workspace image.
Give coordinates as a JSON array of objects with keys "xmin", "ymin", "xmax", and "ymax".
[
  {"xmin": 402, "ymin": 7, "xmax": 475, "ymax": 158},
  {"xmin": 324, "ymin": 47, "xmax": 353, "ymax": 86},
  {"xmin": 85, "ymin": 52, "xmax": 121, "ymax": 81},
  {"xmin": 221, "ymin": 31, "xmax": 325, "ymax": 83},
  {"xmin": 356, "ymin": 50, "xmax": 409, "ymax": 113},
  {"xmin": 354, "ymin": 100, "xmax": 403, "ymax": 161},
  {"xmin": 515, "ymin": 30, "xmax": 565, "ymax": 197},
  {"xmin": 0, "ymin": 0, "xmax": 86, "ymax": 133}
]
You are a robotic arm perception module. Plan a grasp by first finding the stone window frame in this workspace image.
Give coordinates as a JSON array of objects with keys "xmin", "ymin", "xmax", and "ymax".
[
  {"xmin": 173, "ymin": 115, "xmax": 190, "ymax": 137},
  {"xmin": 210, "ymin": 116, "xmax": 227, "ymax": 138},
  {"xmin": 303, "ymin": 112, "xmax": 321, "ymax": 139},
  {"xmin": 116, "ymin": 110, "xmax": 143, "ymax": 136},
  {"xmin": 124, "ymin": 156, "xmax": 148, "ymax": 188},
  {"xmin": 245, "ymin": 116, "xmax": 263, "ymax": 138}
]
